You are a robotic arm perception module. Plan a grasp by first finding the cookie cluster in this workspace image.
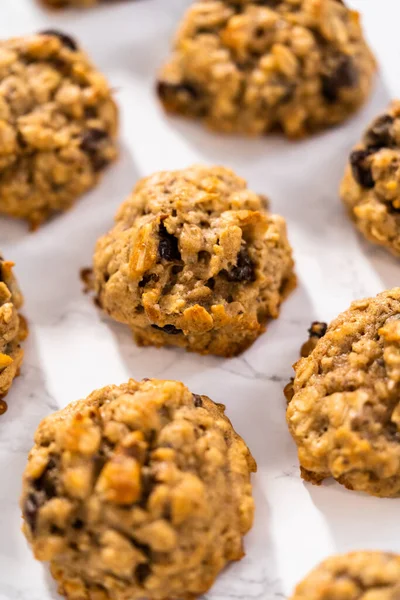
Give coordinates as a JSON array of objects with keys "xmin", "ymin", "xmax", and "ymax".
[{"xmin": 1, "ymin": 1, "xmax": 399, "ymax": 600}]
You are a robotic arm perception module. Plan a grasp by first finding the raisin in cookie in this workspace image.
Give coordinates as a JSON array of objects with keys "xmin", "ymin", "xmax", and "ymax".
[
  {"xmin": 287, "ymin": 288, "xmax": 400, "ymax": 497},
  {"xmin": 157, "ymin": 0, "xmax": 375, "ymax": 138},
  {"xmin": 291, "ymin": 552, "xmax": 400, "ymax": 600},
  {"xmin": 93, "ymin": 165, "xmax": 295, "ymax": 357},
  {"xmin": 340, "ymin": 101, "xmax": 400, "ymax": 257},
  {"xmin": 21, "ymin": 378, "xmax": 256, "ymax": 600},
  {"xmin": 0, "ymin": 256, "xmax": 27, "ymax": 401},
  {"xmin": 0, "ymin": 31, "xmax": 118, "ymax": 228}
]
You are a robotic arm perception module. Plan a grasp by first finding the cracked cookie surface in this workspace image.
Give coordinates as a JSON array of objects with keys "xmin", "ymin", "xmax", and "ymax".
[
  {"xmin": 291, "ymin": 552, "xmax": 400, "ymax": 600},
  {"xmin": 0, "ymin": 31, "xmax": 118, "ymax": 227},
  {"xmin": 287, "ymin": 288, "xmax": 400, "ymax": 497},
  {"xmin": 157, "ymin": 0, "xmax": 375, "ymax": 138},
  {"xmin": 93, "ymin": 165, "xmax": 295, "ymax": 357},
  {"xmin": 21, "ymin": 378, "xmax": 256, "ymax": 600},
  {"xmin": 0, "ymin": 256, "xmax": 27, "ymax": 400},
  {"xmin": 341, "ymin": 101, "xmax": 400, "ymax": 257}
]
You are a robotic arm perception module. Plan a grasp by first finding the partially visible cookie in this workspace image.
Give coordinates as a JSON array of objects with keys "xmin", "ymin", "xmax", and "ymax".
[
  {"xmin": 290, "ymin": 552, "xmax": 400, "ymax": 600},
  {"xmin": 157, "ymin": 0, "xmax": 375, "ymax": 138},
  {"xmin": 93, "ymin": 164, "xmax": 295, "ymax": 357},
  {"xmin": 21, "ymin": 378, "xmax": 256, "ymax": 600},
  {"xmin": 0, "ymin": 257, "xmax": 27, "ymax": 400},
  {"xmin": 341, "ymin": 101, "xmax": 400, "ymax": 257},
  {"xmin": 287, "ymin": 288, "xmax": 400, "ymax": 497},
  {"xmin": 0, "ymin": 31, "xmax": 118, "ymax": 228}
]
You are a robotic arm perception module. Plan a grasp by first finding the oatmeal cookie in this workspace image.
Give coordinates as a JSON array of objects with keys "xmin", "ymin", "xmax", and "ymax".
[
  {"xmin": 340, "ymin": 101, "xmax": 400, "ymax": 257},
  {"xmin": 21, "ymin": 378, "xmax": 256, "ymax": 600},
  {"xmin": 0, "ymin": 31, "xmax": 118, "ymax": 228},
  {"xmin": 157, "ymin": 0, "xmax": 375, "ymax": 138},
  {"xmin": 291, "ymin": 551, "xmax": 400, "ymax": 600},
  {"xmin": 92, "ymin": 165, "xmax": 295, "ymax": 357},
  {"xmin": 0, "ymin": 256, "xmax": 27, "ymax": 400},
  {"xmin": 287, "ymin": 288, "xmax": 400, "ymax": 497}
]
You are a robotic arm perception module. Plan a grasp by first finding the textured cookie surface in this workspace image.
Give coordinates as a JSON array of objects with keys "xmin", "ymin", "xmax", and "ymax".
[
  {"xmin": 93, "ymin": 165, "xmax": 295, "ymax": 357},
  {"xmin": 341, "ymin": 101, "xmax": 400, "ymax": 257},
  {"xmin": 157, "ymin": 0, "xmax": 375, "ymax": 138},
  {"xmin": 291, "ymin": 552, "xmax": 400, "ymax": 600},
  {"xmin": 21, "ymin": 378, "xmax": 256, "ymax": 600},
  {"xmin": 0, "ymin": 257, "xmax": 27, "ymax": 399},
  {"xmin": 0, "ymin": 32, "xmax": 118, "ymax": 227},
  {"xmin": 287, "ymin": 288, "xmax": 400, "ymax": 497}
]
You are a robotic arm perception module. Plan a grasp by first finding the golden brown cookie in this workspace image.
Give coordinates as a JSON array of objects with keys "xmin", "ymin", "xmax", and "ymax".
[
  {"xmin": 21, "ymin": 378, "xmax": 256, "ymax": 600},
  {"xmin": 92, "ymin": 165, "xmax": 295, "ymax": 357},
  {"xmin": 287, "ymin": 288, "xmax": 400, "ymax": 497},
  {"xmin": 290, "ymin": 552, "xmax": 400, "ymax": 600},
  {"xmin": 341, "ymin": 101, "xmax": 400, "ymax": 257},
  {"xmin": 0, "ymin": 256, "xmax": 27, "ymax": 402},
  {"xmin": 0, "ymin": 31, "xmax": 118, "ymax": 228},
  {"xmin": 157, "ymin": 0, "xmax": 375, "ymax": 138}
]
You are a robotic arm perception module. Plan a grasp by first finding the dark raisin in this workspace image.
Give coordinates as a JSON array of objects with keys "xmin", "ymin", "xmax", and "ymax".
[
  {"xmin": 33, "ymin": 457, "xmax": 57, "ymax": 498},
  {"xmin": 139, "ymin": 273, "xmax": 158, "ymax": 288},
  {"xmin": 72, "ymin": 518, "xmax": 84, "ymax": 530},
  {"xmin": 151, "ymin": 324, "xmax": 182, "ymax": 335},
  {"xmin": 40, "ymin": 30, "xmax": 78, "ymax": 51},
  {"xmin": 225, "ymin": 248, "xmax": 256, "ymax": 283},
  {"xmin": 23, "ymin": 493, "xmax": 40, "ymax": 532},
  {"xmin": 206, "ymin": 278, "xmax": 215, "ymax": 290},
  {"xmin": 350, "ymin": 149, "xmax": 375, "ymax": 188},
  {"xmin": 321, "ymin": 55, "xmax": 358, "ymax": 103},
  {"xmin": 158, "ymin": 224, "xmax": 181, "ymax": 261},
  {"xmin": 364, "ymin": 114, "xmax": 394, "ymax": 149},
  {"xmin": 193, "ymin": 394, "xmax": 203, "ymax": 407},
  {"xmin": 136, "ymin": 563, "xmax": 151, "ymax": 586},
  {"xmin": 80, "ymin": 128, "xmax": 110, "ymax": 172},
  {"xmin": 157, "ymin": 80, "xmax": 200, "ymax": 102},
  {"xmin": 308, "ymin": 321, "xmax": 327, "ymax": 339}
]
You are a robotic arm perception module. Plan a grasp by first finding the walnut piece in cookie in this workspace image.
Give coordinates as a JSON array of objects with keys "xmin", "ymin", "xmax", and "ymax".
[
  {"xmin": 157, "ymin": 0, "xmax": 375, "ymax": 138},
  {"xmin": 290, "ymin": 552, "xmax": 400, "ymax": 600},
  {"xmin": 340, "ymin": 101, "xmax": 400, "ymax": 257},
  {"xmin": 0, "ymin": 31, "xmax": 118, "ymax": 228},
  {"xmin": 287, "ymin": 288, "xmax": 400, "ymax": 497},
  {"xmin": 0, "ymin": 256, "xmax": 27, "ymax": 404},
  {"xmin": 92, "ymin": 165, "xmax": 295, "ymax": 357},
  {"xmin": 21, "ymin": 378, "xmax": 256, "ymax": 600}
]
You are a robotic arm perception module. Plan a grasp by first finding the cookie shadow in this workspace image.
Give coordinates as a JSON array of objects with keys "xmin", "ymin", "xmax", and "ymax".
[
  {"xmin": 306, "ymin": 481, "xmax": 400, "ymax": 554},
  {"xmin": 0, "ymin": 325, "xmax": 61, "ymax": 600}
]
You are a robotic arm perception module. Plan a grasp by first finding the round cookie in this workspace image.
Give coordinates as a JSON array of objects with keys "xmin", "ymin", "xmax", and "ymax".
[
  {"xmin": 0, "ymin": 31, "xmax": 118, "ymax": 228},
  {"xmin": 341, "ymin": 101, "xmax": 400, "ymax": 257},
  {"xmin": 93, "ymin": 165, "xmax": 295, "ymax": 357},
  {"xmin": 0, "ymin": 256, "xmax": 27, "ymax": 401},
  {"xmin": 291, "ymin": 552, "xmax": 400, "ymax": 600},
  {"xmin": 287, "ymin": 288, "xmax": 400, "ymax": 497},
  {"xmin": 157, "ymin": 0, "xmax": 375, "ymax": 138},
  {"xmin": 21, "ymin": 378, "xmax": 256, "ymax": 600}
]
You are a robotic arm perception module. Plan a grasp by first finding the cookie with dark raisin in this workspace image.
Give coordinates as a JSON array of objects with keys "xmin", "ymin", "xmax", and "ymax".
[
  {"xmin": 0, "ymin": 32, "xmax": 118, "ymax": 228},
  {"xmin": 157, "ymin": 0, "xmax": 375, "ymax": 138},
  {"xmin": 92, "ymin": 165, "xmax": 295, "ymax": 357},
  {"xmin": 291, "ymin": 552, "xmax": 400, "ymax": 600},
  {"xmin": 21, "ymin": 378, "xmax": 256, "ymax": 600},
  {"xmin": 287, "ymin": 288, "xmax": 400, "ymax": 498},
  {"xmin": 0, "ymin": 256, "xmax": 27, "ymax": 401},
  {"xmin": 340, "ymin": 101, "xmax": 400, "ymax": 257}
]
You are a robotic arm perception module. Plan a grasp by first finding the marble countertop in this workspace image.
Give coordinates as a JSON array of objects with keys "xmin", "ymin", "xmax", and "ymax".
[{"xmin": 0, "ymin": 1, "xmax": 399, "ymax": 599}]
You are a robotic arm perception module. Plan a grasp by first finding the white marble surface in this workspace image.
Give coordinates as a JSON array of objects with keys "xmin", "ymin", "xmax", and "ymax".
[{"xmin": 0, "ymin": 1, "xmax": 399, "ymax": 599}]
